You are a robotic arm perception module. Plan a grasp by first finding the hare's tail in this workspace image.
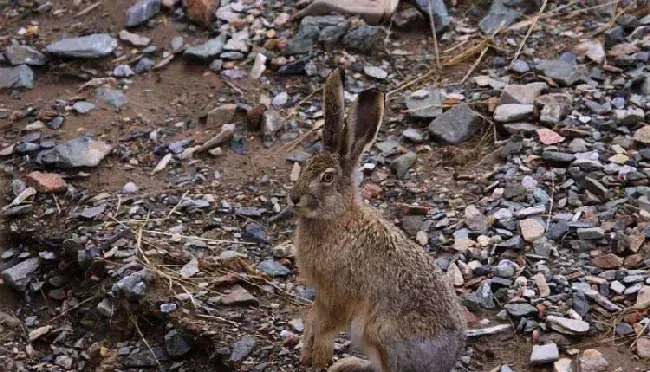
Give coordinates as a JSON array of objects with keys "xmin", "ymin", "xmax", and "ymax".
[{"xmin": 327, "ymin": 357, "xmax": 374, "ymax": 372}]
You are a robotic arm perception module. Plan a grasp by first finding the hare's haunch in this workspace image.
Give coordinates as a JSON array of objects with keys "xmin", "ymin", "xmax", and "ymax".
[{"xmin": 289, "ymin": 68, "xmax": 467, "ymax": 372}]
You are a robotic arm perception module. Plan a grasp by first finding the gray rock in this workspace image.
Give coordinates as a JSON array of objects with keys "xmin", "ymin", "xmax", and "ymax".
[
  {"xmin": 342, "ymin": 25, "xmax": 379, "ymax": 52},
  {"xmin": 535, "ymin": 59, "xmax": 587, "ymax": 85},
  {"xmin": 229, "ymin": 335, "xmax": 257, "ymax": 362},
  {"xmin": 494, "ymin": 104, "xmax": 534, "ymax": 123},
  {"xmin": 464, "ymin": 281, "xmax": 495, "ymax": 310},
  {"xmin": 511, "ymin": 59, "xmax": 530, "ymax": 73},
  {"xmin": 364, "ymin": 65, "xmax": 388, "ymax": 79},
  {"xmin": 135, "ymin": 58, "xmax": 155, "ymax": 73},
  {"xmin": 577, "ymin": 227, "xmax": 604, "ymax": 240},
  {"xmin": 111, "ymin": 269, "xmax": 154, "ymax": 301},
  {"xmin": 301, "ymin": 15, "xmax": 346, "ymax": 28},
  {"xmin": 5, "ymin": 46, "xmax": 47, "ymax": 65},
  {"xmin": 479, "ymin": 0, "xmax": 521, "ymax": 34},
  {"xmin": 319, "ymin": 23, "xmax": 349, "ymax": 49},
  {"xmin": 295, "ymin": 25, "xmax": 320, "ymax": 42},
  {"xmin": 284, "ymin": 38, "xmax": 312, "ymax": 55},
  {"xmin": 123, "ymin": 347, "xmax": 168, "ymax": 368},
  {"xmin": 615, "ymin": 322, "xmax": 634, "ymax": 336},
  {"xmin": 0, "ymin": 65, "xmax": 33, "ymax": 89},
  {"xmin": 46, "ymin": 33, "xmax": 117, "ymax": 58},
  {"xmin": 579, "ymin": 354, "xmax": 609, "ymax": 372},
  {"xmin": 1, "ymin": 257, "xmax": 40, "ymax": 291},
  {"xmin": 402, "ymin": 128, "xmax": 424, "ymax": 143},
  {"xmin": 244, "ymin": 222, "xmax": 269, "ymax": 245},
  {"xmin": 72, "ymin": 101, "xmax": 96, "ymax": 113},
  {"xmin": 170, "ymin": 36, "xmax": 183, "ymax": 51},
  {"xmin": 164, "ymin": 330, "xmax": 192, "ymax": 357},
  {"xmin": 406, "ymin": 88, "xmax": 444, "ymax": 119},
  {"xmin": 542, "ymin": 151, "xmax": 575, "ymax": 164},
  {"xmin": 530, "ymin": 343, "xmax": 559, "ymax": 365},
  {"xmin": 504, "ymin": 303, "xmax": 537, "ymax": 318},
  {"xmin": 257, "ymin": 259, "xmax": 290, "ymax": 277},
  {"xmin": 261, "ymin": 110, "xmax": 284, "ymax": 146},
  {"xmin": 97, "ymin": 88, "xmax": 127, "ymax": 109},
  {"xmin": 119, "ymin": 30, "xmax": 151, "ymax": 46},
  {"xmin": 97, "ymin": 297, "xmax": 114, "ymax": 317},
  {"xmin": 38, "ymin": 136, "xmax": 112, "ymax": 168},
  {"xmin": 547, "ymin": 316, "xmax": 590, "ymax": 335},
  {"xmin": 429, "ymin": 103, "xmax": 482, "ymax": 144},
  {"xmin": 494, "ymin": 236, "xmax": 524, "ymax": 253},
  {"xmin": 413, "ymin": 0, "xmax": 450, "ymax": 32},
  {"xmin": 390, "ymin": 151, "xmax": 417, "ymax": 178},
  {"xmin": 183, "ymin": 38, "xmax": 224, "ymax": 62},
  {"xmin": 125, "ymin": 0, "xmax": 161, "ymax": 27},
  {"xmin": 113, "ymin": 64, "xmax": 134, "ymax": 78}
]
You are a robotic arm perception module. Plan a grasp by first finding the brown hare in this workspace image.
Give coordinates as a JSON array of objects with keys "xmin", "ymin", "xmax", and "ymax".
[{"xmin": 288, "ymin": 68, "xmax": 467, "ymax": 372}]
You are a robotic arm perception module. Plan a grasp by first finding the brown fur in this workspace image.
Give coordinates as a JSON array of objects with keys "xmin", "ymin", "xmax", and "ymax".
[{"xmin": 289, "ymin": 69, "xmax": 467, "ymax": 372}]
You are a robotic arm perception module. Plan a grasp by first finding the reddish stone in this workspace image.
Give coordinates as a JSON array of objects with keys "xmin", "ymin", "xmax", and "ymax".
[
  {"xmin": 246, "ymin": 104, "xmax": 267, "ymax": 131},
  {"xmin": 463, "ymin": 307, "xmax": 479, "ymax": 324},
  {"xmin": 624, "ymin": 253, "xmax": 644, "ymax": 268},
  {"xmin": 26, "ymin": 171, "xmax": 67, "ymax": 193},
  {"xmin": 592, "ymin": 253, "xmax": 623, "ymax": 269},
  {"xmin": 186, "ymin": 0, "xmax": 218, "ymax": 27}
]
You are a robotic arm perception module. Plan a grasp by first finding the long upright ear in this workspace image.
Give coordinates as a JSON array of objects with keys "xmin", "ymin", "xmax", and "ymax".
[
  {"xmin": 322, "ymin": 68, "xmax": 345, "ymax": 153},
  {"xmin": 344, "ymin": 89, "xmax": 385, "ymax": 169}
]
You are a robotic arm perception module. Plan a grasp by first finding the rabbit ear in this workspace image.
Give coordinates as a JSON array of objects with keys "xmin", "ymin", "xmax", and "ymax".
[
  {"xmin": 344, "ymin": 89, "xmax": 385, "ymax": 168},
  {"xmin": 322, "ymin": 67, "xmax": 345, "ymax": 153}
]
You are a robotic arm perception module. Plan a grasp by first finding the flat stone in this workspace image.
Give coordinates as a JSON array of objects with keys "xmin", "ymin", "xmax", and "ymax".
[
  {"xmin": 390, "ymin": 151, "xmax": 417, "ymax": 178},
  {"xmin": 164, "ymin": 329, "xmax": 192, "ymax": 357},
  {"xmin": 553, "ymin": 358, "xmax": 573, "ymax": 372},
  {"xmin": 257, "ymin": 259, "xmax": 290, "ymax": 277},
  {"xmin": 119, "ymin": 30, "xmax": 151, "ymax": 46},
  {"xmin": 574, "ymin": 39, "xmax": 605, "ymax": 64},
  {"xmin": 494, "ymin": 104, "xmax": 534, "ymax": 123},
  {"xmin": 547, "ymin": 316, "xmax": 590, "ymax": 335},
  {"xmin": 0, "ymin": 65, "xmax": 33, "ymax": 89},
  {"xmin": 579, "ymin": 353, "xmax": 608, "ymax": 372},
  {"xmin": 577, "ymin": 227, "xmax": 604, "ymax": 240},
  {"xmin": 125, "ymin": 0, "xmax": 160, "ymax": 27},
  {"xmin": 465, "ymin": 205, "xmax": 488, "ymax": 232},
  {"xmin": 183, "ymin": 38, "xmax": 224, "ymax": 62},
  {"xmin": 221, "ymin": 285, "xmax": 259, "ymax": 305},
  {"xmin": 428, "ymin": 103, "xmax": 482, "ymax": 144},
  {"xmin": 96, "ymin": 88, "xmax": 127, "ymax": 109},
  {"xmin": 1, "ymin": 257, "xmax": 40, "ymax": 291},
  {"xmin": 406, "ymin": 87, "xmax": 444, "ymax": 119},
  {"xmin": 535, "ymin": 59, "xmax": 587, "ymax": 85},
  {"xmin": 634, "ymin": 125, "xmax": 650, "ymax": 144},
  {"xmin": 520, "ymin": 219, "xmax": 545, "ymax": 242},
  {"xmin": 533, "ymin": 272, "xmax": 551, "ymax": 297},
  {"xmin": 5, "ymin": 46, "xmax": 47, "ymax": 65},
  {"xmin": 25, "ymin": 171, "xmax": 67, "ymax": 193},
  {"xmin": 72, "ymin": 101, "xmax": 97, "ymax": 113},
  {"xmin": 479, "ymin": 0, "xmax": 520, "ymax": 34},
  {"xmin": 46, "ymin": 33, "xmax": 117, "ymax": 58},
  {"xmin": 504, "ymin": 303, "xmax": 538, "ymax": 318},
  {"xmin": 342, "ymin": 25, "xmax": 379, "ymax": 52},
  {"xmin": 38, "ymin": 136, "xmax": 111, "ymax": 168},
  {"xmin": 530, "ymin": 343, "xmax": 559, "ymax": 365},
  {"xmin": 637, "ymin": 337, "xmax": 650, "ymax": 358},
  {"xmin": 592, "ymin": 253, "xmax": 622, "ymax": 269},
  {"xmin": 500, "ymin": 83, "xmax": 547, "ymax": 104},
  {"xmin": 229, "ymin": 335, "xmax": 257, "ymax": 362}
]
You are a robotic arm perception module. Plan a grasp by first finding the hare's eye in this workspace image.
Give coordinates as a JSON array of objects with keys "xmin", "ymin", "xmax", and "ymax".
[{"xmin": 321, "ymin": 172, "xmax": 334, "ymax": 182}]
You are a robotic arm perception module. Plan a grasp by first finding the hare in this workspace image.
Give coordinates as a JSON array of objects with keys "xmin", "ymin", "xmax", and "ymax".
[{"xmin": 288, "ymin": 67, "xmax": 467, "ymax": 372}]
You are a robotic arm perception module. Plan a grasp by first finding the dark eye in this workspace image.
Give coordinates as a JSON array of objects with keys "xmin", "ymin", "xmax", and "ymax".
[{"xmin": 321, "ymin": 172, "xmax": 334, "ymax": 182}]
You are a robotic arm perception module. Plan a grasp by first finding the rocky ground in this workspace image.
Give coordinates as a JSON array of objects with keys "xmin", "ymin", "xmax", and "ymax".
[{"xmin": 2, "ymin": 0, "xmax": 650, "ymax": 371}]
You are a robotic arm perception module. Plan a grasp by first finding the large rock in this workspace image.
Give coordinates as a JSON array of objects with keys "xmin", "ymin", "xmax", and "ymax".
[
  {"xmin": 183, "ymin": 38, "xmax": 224, "ymax": 62},
  {"xmin": 25, "ymin": 171, "xmax": 67, "ymax": 193},
  {"xmin": 413, "ymin": 0, "xmax": 450, "ymax": 32},
  {"xmin": 46, "ymin": 33, "xmax": 117, "ymax": 59},
  {"xmin": 342, "ymin": 25, "xmax": 379, "ymax": 52},
  {"xmin": 229, "ymin": 335, "xmax": 256, "ymax": 362},
  {"xmin": 494, "ymin": 104, "xmax": 534, "ymax": 123},
  {"xmin": 0, "ymin": 65, "xmax": 33, "ymax": 89},
  {"xmin": 5, "ymin": 46, "xmax": 47, "ymax": 65},
  {"xmin": 164, "ymin": 330, "xmax": 192, "ymax": 357},
  {"xmin": 125, "ymin": 0, "xmax": 161, "ymax": 27},
  {"xmin": 428, "ymin": 103, "xmax": 482, "ymax": 144},
  {"xmin": 479, "ymin": 0, "xmax": 521, "ymax": 34},
  {"xmin": 38, "ymin": 136, "xmax": 112, "ymax": 168},
  {"xmin": 406, "ymin": 88, "xmax": 444, "ymax": 119},
  {"xmin": 547, "ymin": 316, "xmax": 590, "ymax": 335},
  {"xmin": 1, "ymin": 257, "xmax": 40, "ymax": 291},
  {"xmin": 500, "ymin": 83, "xmax": 547, "ymax": 104},
  {"xmin": 530, "ymin": 343, "xmax": 559, "ymax": 365},
  {"xmin": 534, "ymin": 59, "xmax": 587, "ymax": 86},
  {"xmin": 390, "ymin": 151, "xmax": 417, "ymax": 178},
  {"xmin": 97, "ymin": 88, "xmax": 127, "ymax": 109},
  {"xmin": 579, "ymin": 350, "xmax": 609, "ymax": 372}
]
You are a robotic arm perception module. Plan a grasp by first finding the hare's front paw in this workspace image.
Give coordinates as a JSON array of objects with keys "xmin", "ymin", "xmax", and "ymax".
[{"xmin": 299, "ymin": 348, "xmax": 313, "ymax": 366}]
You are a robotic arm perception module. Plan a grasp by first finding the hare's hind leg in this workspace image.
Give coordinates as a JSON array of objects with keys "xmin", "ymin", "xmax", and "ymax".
[{"xmin": 328, "ymin": 356, "xmax": 374, "ymax": 372}]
